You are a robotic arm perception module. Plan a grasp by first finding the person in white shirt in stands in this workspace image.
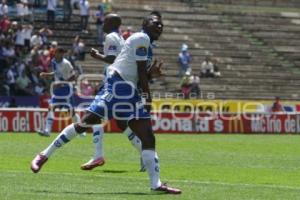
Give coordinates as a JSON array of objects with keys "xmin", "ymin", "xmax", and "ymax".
[
  {"xmin": 15, "ymin": 24, "xmax": 26, "ymax": 55},
  {"xmin": 0, "ymin": 0, "xmax": 8, "ymax": 18},
  {"xmin": 79, "ymin": 0, "xmax": 90, "ymax": 33},
  {"xmin": 47, "ymin": 0, "xmax": 57, "ymax": 27},
  {"xmin": 200, "ymin": 56, "xmax": 215, "ymax": 78},
  {"xmin": 23, "ymin": 24, "xmax": 33, "ymax": 52},
  {"xmin": 30, "ymin": 31, "xmax": 43, "ymax": 49}
]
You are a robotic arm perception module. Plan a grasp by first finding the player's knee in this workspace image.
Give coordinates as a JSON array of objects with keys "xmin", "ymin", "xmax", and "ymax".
[
  {"xmin": 141, "ymin": 133, "xmax": 155, "ymax": 149},
  {"xmin": 74, "ymin": 123, "xmax": 87, "ymax": 133}
]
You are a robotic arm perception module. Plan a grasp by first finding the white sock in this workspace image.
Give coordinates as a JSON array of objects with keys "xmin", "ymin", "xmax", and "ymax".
[
  {"xmin": 41, "ymin": 124, "xmax": 78, "ymax": 158},
  {"xmin": 142, "ymin": 150, "xmax": 162, "ymax": 189},
  {"xmin": 44, "ymin": 111, "xmax": 54, "ymax": 133},
  {"xmin": 72, "ymin": 113, "xmax": 81, "ymax": 123},
  {"xmin": 123, "ymin": 127, "xmax": 142, "ymax": 154},
  {"xmin": 92, "ymin": 124, "xmax": 104, "ymax": 159}
]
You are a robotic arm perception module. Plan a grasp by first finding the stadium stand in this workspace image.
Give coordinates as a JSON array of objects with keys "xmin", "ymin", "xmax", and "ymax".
[{"xmin": 1, "ymin": 0, "xmax": 300, "ymax": 100}]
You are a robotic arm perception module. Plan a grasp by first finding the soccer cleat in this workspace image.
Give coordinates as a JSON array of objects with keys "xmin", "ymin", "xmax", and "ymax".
[
  {"xmin": 81, "ymin": 157, "xmax": 105, "ymax": 170},
  {"xmin": 151, "ymin": 183, "xmax": 182, "ymax": 194},
  {"xmin": 31, "ymin": 154, "xmax": 48, "ymax": 173},
  {"xmin": 37, "ymin": 129, "xmax": 50, "ymax": 137}
]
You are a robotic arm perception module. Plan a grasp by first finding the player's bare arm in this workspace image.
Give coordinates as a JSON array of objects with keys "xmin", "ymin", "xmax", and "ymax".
[
  {"xmin": 137, "ymin": 60, "xmax": 152, "ymax": 112},
  {"xmin": 148, "ymin": 59, "xmax": 164, "ymax": 78},
  {"xmin": 90, "ymin": 48, "xmax": 116, "ymax": 64}
]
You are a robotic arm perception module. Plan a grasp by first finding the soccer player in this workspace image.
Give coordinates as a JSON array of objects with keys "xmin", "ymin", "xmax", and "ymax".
[
  {"xmin": 31, "ymin": 14, "xmax": 181, "ymax": 194},
  {"xmin": 37, "ymin": 47, "xmax": 83, "ymax": 137},
  {"xmin": 80, "ymin": 13, "xmax": 144, "ymax": 171}
]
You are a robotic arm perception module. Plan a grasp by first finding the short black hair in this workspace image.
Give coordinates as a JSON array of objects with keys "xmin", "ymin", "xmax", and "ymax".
[
  {"xmin": 56, "ymin": 47, "xmax": 66, "ymax": 53},
  {"xmin": 150, "ymin": 10, "xmax": 162, "ymax": 19}
]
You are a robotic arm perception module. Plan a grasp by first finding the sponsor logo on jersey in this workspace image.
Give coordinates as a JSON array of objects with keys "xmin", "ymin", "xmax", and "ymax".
[{"xmin": 136, "ymin": 46, "xmax": 147, "ymax": 56}]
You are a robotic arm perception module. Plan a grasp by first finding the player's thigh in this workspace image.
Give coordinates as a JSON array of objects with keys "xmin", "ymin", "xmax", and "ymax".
[{"xmin": 116, "ymin": 120, "xmax": 127, "ymax": 131}]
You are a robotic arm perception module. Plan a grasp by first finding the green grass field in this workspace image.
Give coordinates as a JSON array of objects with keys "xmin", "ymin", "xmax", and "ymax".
[{"xmin": 1, "ymin": 133, "xmax": 300, "ymax": 200}]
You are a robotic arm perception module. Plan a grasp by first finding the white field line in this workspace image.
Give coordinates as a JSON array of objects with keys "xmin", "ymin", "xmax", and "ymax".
[{"xmin": 1, "ymin": 170, "xmax": 300, "ymax": 191}]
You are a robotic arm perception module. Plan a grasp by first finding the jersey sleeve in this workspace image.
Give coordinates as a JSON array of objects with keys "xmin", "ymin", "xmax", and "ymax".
[
  {"xmin": 104, "ymin": 34, "xmax": 120, "ymax": 56},
  {"xmin": 133, "ymin": 35, "xmax": 150, "ymax": 61}
]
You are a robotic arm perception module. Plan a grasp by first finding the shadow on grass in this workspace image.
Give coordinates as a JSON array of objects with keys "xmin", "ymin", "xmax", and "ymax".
[
  {"xmin": 102, "ymin": 170, "xmax": 128, "ymax": 174},
  {"xmin": 29, "ymin": 189, "xmax": 165, "ymax": 196}
]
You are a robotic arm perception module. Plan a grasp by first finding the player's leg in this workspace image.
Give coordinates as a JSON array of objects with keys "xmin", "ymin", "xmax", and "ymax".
[
  {"xmin": 81, "ymin": 124, "xmax": 105, "ymax": 170},
  {"xmin": 31, "ymin": 111, "xmax": 101, "ymax": 173},
  {"xmin": 128, "ymin": 119, "xmax": 181, "ymax": 194},
  {"xmin": 71, "ymin": 108, "xmax": 86, "ymax": 137},
  {"xmin": 37, "ymin": 106, "xmax": 55, "ymax": 137},
  {"xmin": 116, "ymin": 120, "xmax": 145, "ymax": 171},
  {"xmin": 117, "ymin": 120, "xmax": 142, "ymax": 154}
]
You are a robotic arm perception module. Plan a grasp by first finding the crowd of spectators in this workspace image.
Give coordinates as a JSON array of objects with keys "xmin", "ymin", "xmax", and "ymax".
[{"xmin": 0, "ymin": 11, "xmax": 83, "ymax": 97}]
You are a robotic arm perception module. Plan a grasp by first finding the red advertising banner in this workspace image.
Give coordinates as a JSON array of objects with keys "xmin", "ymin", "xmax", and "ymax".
[{"xmin": 0, "ymin": 109, "xmax": 300, "ymax": 133}]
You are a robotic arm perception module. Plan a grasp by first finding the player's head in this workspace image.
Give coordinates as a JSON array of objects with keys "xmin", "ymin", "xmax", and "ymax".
[
  {"xmin": 150, "ymin": 10, "xmax": 162, "ymax": 19},
  {"xmin": 55, "ymin": 47, "xmax": 66, "ymax": 62},
  {"xmin": 142, "ymin": 14, "xmax": 163, "ymax": 41},
  {"xmin": 103, "ymin": 13, "xmax": 122, "ymax": 34}
]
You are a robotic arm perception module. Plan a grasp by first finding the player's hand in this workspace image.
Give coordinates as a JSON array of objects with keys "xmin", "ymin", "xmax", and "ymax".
[
  {"xmin": 90, "ymin": 48, "xmax": 99, "ymax": 58},
  {"xmin": 149, "ymin": 59, "xmax": 164, "ymax": 78}
]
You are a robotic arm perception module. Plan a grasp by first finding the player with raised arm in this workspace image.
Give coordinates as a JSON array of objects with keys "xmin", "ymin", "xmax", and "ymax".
[
  {"xmin": 81, "ymin": 13, "xmax": 145, "ymax": 171},
  {"xmin": 37, "ymin": 47, "xmax": 84, "ymax": 137},
  {"xmin": 31, "ymin": 14, "xmax": 181, "ymax": 194}
]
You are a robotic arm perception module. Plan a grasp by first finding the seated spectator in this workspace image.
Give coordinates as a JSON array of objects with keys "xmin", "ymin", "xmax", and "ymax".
[
  {"xmin": 189, "ymin": 73, "xmax": 200, "ymax": 97},
  {"xmin": 178, "ymin": 43, "xmax": 191, "ymax": 76},
  {"xmin": 180, "ymin": 71, "xmax": 200, "ymax": 99},
  {"xmin": 271, "ymin": 96, "xmax": 284, "ymax": 113},
  {"xmin": 200, "ymin": 56, "xmax": 215, "ymax": 78},
  {"xmin": 180, "ymin": 71, "xmax": 192, "ymax": 99},
  {"xmin": 122, "ymin": 26, "xmax": 133, "ymax": 40}
]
